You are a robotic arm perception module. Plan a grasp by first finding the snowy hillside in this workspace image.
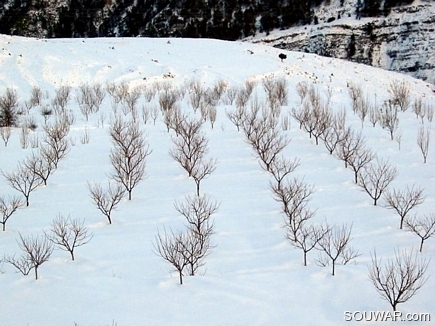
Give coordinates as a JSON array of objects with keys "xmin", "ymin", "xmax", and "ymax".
[
  {"xmin": 0, "ymin": 35, "xmax": 434, "ymax": 326},
  {"xmin": 250, "ymin": 0, "xmax": 435, "ymax": 85}
]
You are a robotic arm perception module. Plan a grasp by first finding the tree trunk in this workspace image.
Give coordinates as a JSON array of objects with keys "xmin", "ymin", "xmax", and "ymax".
[{"xmin": 196, "ymin": 181, "xmax": 200, "ymax": 197}]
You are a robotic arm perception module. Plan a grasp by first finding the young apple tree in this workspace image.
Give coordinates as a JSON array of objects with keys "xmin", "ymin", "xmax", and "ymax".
[
  {"xmin": 383, "ymin": 185, "xmax": 425, "ymax": 229},
  {"xmin": 46, "ymin": 214, "xmax": 93, "ymax": 261},
  {"xmin": 175, "ymin": 194, "xmax": 219, "ymax": 275},
  {"xmin": 2, "ymin": 163, "xmax": 43, "ymax": 206},
  {"xmin": 358, "ymin": 159, "xmax": 397, "ymax": 206},
  {"xmin": 0, "ymin": 195, "xmax": 23, "ymax": 231},
  {"xmin": 417, "ymin": 125, "xmax": 430, "ymax": 164},
  {"xmin": 404, "ymin": 214, "xmax": 435, "ymax": 252},
  {"xmin": 88, "ymin": 181, "xmax": 125, "ymax": 224},
  {"xmin": 6, "ymin": 232, "xmax": 54, "ymax": 280},
  {"xmin": 368, "ymin": 249, "xmax": 429, "ymax": 311},
  {"xmin": 109, "ymin": 117, "xmax": 151, "ymax": 200},
  {"xmin": 154, "ymin": 228, "xmax": 189, "ymax": 285},
  {"xmin": 316, "ymin": 223, "xmax": 360, "ymax": 276}
]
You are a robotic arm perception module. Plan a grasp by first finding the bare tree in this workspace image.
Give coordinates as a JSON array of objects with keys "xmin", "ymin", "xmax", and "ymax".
[
  {"xmin": 395, "ymin": 128, "xmax": 403, "ymax": 150},
  {"xmin": 226, "ymin": 105, "xmax": 246, "ymax": 132},
  {"xmin": 188, "ymin": 81, "xmax": 203, "ymax": 112},
  {"xmin": 46, "ymin": 214, "xmax": 93, "ymax": 260},
  {"xmin": 109, "ymin": 117, "xmax": 151, "ymax": 200},
  {"xmin": 293, "ymin": 223, "xmax": 330, "ymax": 266},
  {"xmin": 263, "ymin": 76, "xmax": 288, "ymax": 106},
  {"xmin": 358, "ymin": 159, "xmax": 397, "ymax": 206},
  {"xmin": 208, "ymin": 105, "xmax": 217, "ymax": 129},
  {"xmin": 169, "ymin": 116, "xmax": 207, "ymax": 177},
  {"xmin": 11, "ymin": 232, "xmax": 54, "ymax": 280},
  {"xmin": 383, "ymin": 186, "xmax": 425, "ymax": 229},
  {"xmin": 41, "ymin": 117, "xmax": 70, "ymax": 168},
  {"xmin": 4, "ymin": 253, "xmax": 33, "ymax": 276},
  {"xmin": 175, "ymin": 194, "xmax": 219, "ymax": 275},
  {"xmin": 253, "ymin": 126, "xmax": 290, "ymax": 173},
  {"xmin": 30, "ymin": 85, "xmax": 43, "ymax": 107},
  {"xmin": 88, "ymin": 181, "xmax": 125, "ymax": 224},
  {"xmin": 123, "ymin": 87, "xmax": 141, "ymax": 116},
  {"xmin": 388, "ymin": 80, "xmax": 410, "ymax": 112},
  {"xmin": 191, "ymin": 158, "xmax": 217, "ymax": 196},
  {"xmin": 321, "ymin": 110, "xmax": 347, "ymax": 155},
  {"xmin": 23, "ymin": 152, "xmax": 55, "ymax": 186},
  {"xmin": 271, "ymin": 178, "xmax": 316, "ymax": 247},
  {"xmin": 77, "ymin": 83, "xmax": 106, "ymax": 119},
  {"xmin": 154, "ymin": 228, "xmax": 188, "ymax": 285},
  {"xmin": 368, "ymin": 249, "xmax": 429, "ymax": 311},
  {"xmin": 0, "ymin": 126, "xmax": 11, "ymax": 146},
  {"xmin": 0, "ymin": 88, "xmax": 19, "ymax": 127},
  {"xmin": 52, "ymin": 85, "xmax": 71, "ymax": 113},
  {"xmin": 40, "ymin": 105, "xmax": 53, "ymax": 123},
  {"xmin": 356, "ymin": 96, "xmax": 370, "ymax": 128},
  {"xmin": 268, "ymin": 156, "xmax": 300, "ymax": 191},
  {"xmin": 273, "ymin": 175, "xmax": 325, "ymax": 267},
  {"xmin": 150, "ymin": 105, "xmax": 159, "ymax": 125},
  {"xmin": 404, "ymin": 214, "xmax": 435, "ymax": 252},
  {"xmin": 141, "ymin": 105, "xmax": 150, "ymax": 124},
  {"xmin": 380, "ymin": 101, "xmax": 399, "ymax": 140},
  {"xmin": 417, "ymin": 125, "xmax": 430, "ymax": 164},
  {"xmin": 2, "ymin": 163, "xmax": 43, "ymax": 206},
  {"xmin": 92, "ymin": 83, "xmax": 106, "ymax": 111},
  {"xmin": 223, "ymin": 86, "xmax": 238, "ymax": 105},
  {"xmin": 425, "ymin": 103, "xmax": 434, "ymax": 122},
  {"xmin": 413, "ymin": 98, "xmax": 423, "ymax": 119},
  {"xmin": 369, "ymin": 105, "xmax": 380, "ymax": 127},
  {"xmin": 347, "ymin": 146, "xmax": 374, "ymax": 184},
  {"xmin": 163, "ymin": 104, "xmax": 185, "ymax": 134},
  {"xmin": 296, "ymin": 81, "xmax": 309, "ymax": 103},
  {"xmin": 336, "ymin": 127, "xmax": 364, "ymax": 169},
  {"xmin": 76, "ymin": 84, "xmax": 95, "ymax": 121},
  {"xmin": 347, "ymin": 82, "xmax": 363, "ymax": 114},
  {"xmin": 19, "ymin": 126, "xmax": 29, "ymax": 149},
  {"xmin": 316, "ymin": 223, "xmax": 360, "ymax": 276},
  {"xmin": 235, "ymin": 86, "xmax": 251, "ymax": 110},
  {"xmin": 0, "ymin": 195, "xmax": 23, "ymax": 231}
]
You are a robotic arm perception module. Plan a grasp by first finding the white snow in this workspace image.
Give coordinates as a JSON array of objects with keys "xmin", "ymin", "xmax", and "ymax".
[{"xmin": 0, "ymin": 34, "xmax": 434, "ymax": 326}]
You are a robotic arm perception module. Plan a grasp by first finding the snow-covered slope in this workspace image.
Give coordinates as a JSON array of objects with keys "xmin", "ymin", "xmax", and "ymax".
[
  {"xmin": 0, "ymin": 35, "xmax": 434, "ymax": 325},
  {"xmin": 250, "ymin": 0, "xmax": 435, "ymax": 85}
]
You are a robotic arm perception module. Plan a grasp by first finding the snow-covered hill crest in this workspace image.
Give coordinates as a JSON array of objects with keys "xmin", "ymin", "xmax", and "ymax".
[{"xmin": 251, "ymin": 1, "xmax": 435, "ymax": 85}]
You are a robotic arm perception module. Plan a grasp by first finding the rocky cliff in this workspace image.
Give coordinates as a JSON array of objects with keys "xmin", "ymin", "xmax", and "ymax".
[{"xmin": 251, "ymin": 1, "xmax": 435, "ymax": 85}]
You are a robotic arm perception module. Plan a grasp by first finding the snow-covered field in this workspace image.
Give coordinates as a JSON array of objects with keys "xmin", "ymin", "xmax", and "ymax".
[{"xmin": 0, "ymin": 34, "xmax": 434, "ymax": 325}]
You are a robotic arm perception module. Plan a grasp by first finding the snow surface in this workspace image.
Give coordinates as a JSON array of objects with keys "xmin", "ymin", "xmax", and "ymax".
[{"xmin": 0, "ymin": 35, "xmax": 434, "ymax": 325}]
